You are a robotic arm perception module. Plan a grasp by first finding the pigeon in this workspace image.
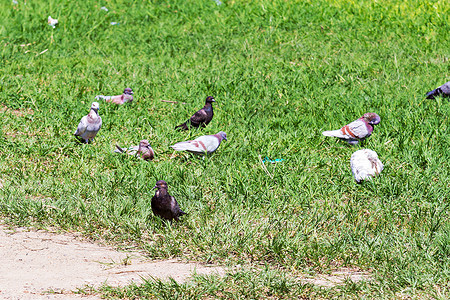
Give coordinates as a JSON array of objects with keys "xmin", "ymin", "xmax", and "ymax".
[
  {"xmin": 175, "ymin": 96, "xmax": 215, "ymax": 130},
  {"xmin": 350, "ymin": 149, "xmax": 384, "ymax": 183},
  {"xmin": 322, "ymin": 113, "xmax": 381, "ymax": 145},
  {"xmin": 95, "ymin": 88, "xmax": 134, "ymax": 104},
  {"xmin": 425, "ymin": 81, "xmax": 450, "ymax": 99},
  {"xmin": 114, "ymin": 139, "xmax": 154, "ymax": 161},
  {"xmin": 151, "ymin": 180, "xmax": 186, "ymax": 221},
  {"xmin": 170, "ymin": 131, "xmax": 227, "ymax": 155},
  {"xmin": 74, "ymin": 102, "xmax": 102, "ymax": 143}
]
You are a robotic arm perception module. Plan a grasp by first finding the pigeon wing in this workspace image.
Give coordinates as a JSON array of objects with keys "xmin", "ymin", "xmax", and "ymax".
[
  {"xmin": 170, "ymin": 196, "xmax": 186, "ymax": 220},
  {"xmin": 346, "ymin": 119, "xmax": 370, "ymax": 139},
  {"xmin": 140, "ymin": 146, "xmax": 155, "ymax": 160},
  {"xmin": 152, "ymin": 194, "xmax": 176, "ymax": 220},
  {"xmin": 171, "ymin": 134, "xmax": 221, "ymax": 154},
  {"xmin": 95, "ymin": 95, "xmax": 111, "ymax": 101},
  {"xmin": 195, "ymin": 135, "xmax": 221, "ymax": 153},
  {"xmin": 171, "ymin": 140, "xmax": 208, "ymax": 153},
  {"xmin": 189, "ymin": 109, "xmax": 208, "ymax": 125},
  {"xmin": 322, "ymin": 129, "xmax": 347, "ymax": 138},
  {"xmin": 74, "ymin": 116, "xmax": 88, "ymax": 136},
  {"xmin": 441, "ymin": 81, "xmax": 450, "ymax": 95}
]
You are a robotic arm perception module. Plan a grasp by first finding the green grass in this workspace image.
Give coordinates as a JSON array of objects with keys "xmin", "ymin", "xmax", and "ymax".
[{"xmin": 1, "ymin": 0, "xmax": 449, "ymax": 298}]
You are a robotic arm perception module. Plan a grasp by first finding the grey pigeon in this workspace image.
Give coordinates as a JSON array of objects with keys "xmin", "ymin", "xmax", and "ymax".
[
  {"xmin": 151, "ymin": 180, "xmax": 186, "ymax": 221},
  {"xmin": 322, "ymin": 113, "xmax": 381, "ymax": 145},
  {"xmin": 350, "ymin": 149, "xmax": 384, "ymax": 183},
  {"xmin": 114, "ymin": 139, "xmax": 155, "ymax": 161},
  {"xmin": 74, "ymin": 102, "xmax": 102, "ymax": 143},
  {"xmin": 425, "ymin": 81, "xmax": 450, "ymax": 99},
  {"xmin": 170, "ymin": 131, "xmax": 227, "ymax": 155},
  {"xmin": 175, "ymin": 96, "xmax": 215, "ymax": 130},
  {"xmin": 95, "ymin": 88, "xmax": 134, "ymax": 104}
]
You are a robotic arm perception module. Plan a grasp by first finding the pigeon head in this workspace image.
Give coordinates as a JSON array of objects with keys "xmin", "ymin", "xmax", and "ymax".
[
  {"xmin": 153, "ymin": 180, "xmax": 168, "ymax": 190},
  {"xmin": 362, "ymin": 113, "xmax": 381, "ymax": 125},
  {"xmin": 124, "ymin": 88, "xmax": 133, "ymax": 95},
  {"xmin": 217, "ymin": 131, "xmax": 227, "ymax": 141},
  {"xmin": 205, "ymin": 96, "xmax": 215, "ymax": 103},
  {"xmin": 91, "ymin": 102, "xmax": 100, "ymax": 111},
  {"xmin": 139, "ymin": 139, "xmax": 150, "ymax": 148}
]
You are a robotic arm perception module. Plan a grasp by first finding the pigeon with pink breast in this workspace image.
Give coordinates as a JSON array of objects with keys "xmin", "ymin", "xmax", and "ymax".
[
  {"xmin": 74, "ymin": 102, "xmax": 102, "ymax": 143},
  {"xmin": 322, "ymin": 113, "xmax": 381, "ymax": 145},
  {"xmin": 170, "ymin": 131, "xmax": 227, "ymax": 155}
]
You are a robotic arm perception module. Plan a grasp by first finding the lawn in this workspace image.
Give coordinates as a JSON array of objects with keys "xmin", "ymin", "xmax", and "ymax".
[{"xmin": 0, "ymin": 0, "xmax": 449, "ymax": 298}]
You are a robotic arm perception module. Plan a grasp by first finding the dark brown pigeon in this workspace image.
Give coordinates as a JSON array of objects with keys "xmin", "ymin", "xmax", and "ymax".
[
  {"xmin": 175, "ymin": 96, "xmax": 215, "ymax": 130},
  {"xmin": 426, "ymin": 81, "xmax": 450, "ymax": 99},
  {"xmin": 151, "ymin": 180, "xmax": 186, "ymax": 221}
]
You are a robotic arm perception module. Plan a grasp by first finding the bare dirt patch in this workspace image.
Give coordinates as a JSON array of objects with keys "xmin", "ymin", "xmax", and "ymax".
[
  {"xmin": 0, "ymin": 104, "xmax": 34, "ymax": 117},
  {"xmin": 0, "ymin": 225, "xmax": 372, "ymax": 299},
  {"xmin": 0, "ymin": 225, "xmax": 226, "ymax": 299},
  {"xmin": 301, "ymin": 268, "xmax": 371, "ymax": 287}
]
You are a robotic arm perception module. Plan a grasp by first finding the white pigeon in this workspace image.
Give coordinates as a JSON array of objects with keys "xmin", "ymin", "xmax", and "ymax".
[
  {"xmin": 170, "ymin": 131, "xmax": 227, "ymax": 155},
  {"xmin": 350, "ymin": 149, "xmax": 384, "ymax": 183},
  {"xmin": 74, "ymin": 102, "xmax": 102, "ymax": 143}
]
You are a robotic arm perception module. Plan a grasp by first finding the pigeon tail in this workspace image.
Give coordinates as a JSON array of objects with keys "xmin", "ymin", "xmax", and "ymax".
[
  {"xmin": 114, "ymin": 144, "xmax": 125, "ymax": 153},
  {"xmin": 173, "ymin": 209, "xmax": 187, "ymax": 221},
  {"xmin": 74, "ymin": 134, "xmax": 89, "ymax": 144},
  {"xmin": 170, "ymin": 142, "xmax": 206, "ymax": 153},
  {"xmin": 425, "ymin": 88, "xmax": 441, "ymax": 99},
  {"xmin": 175, "ymin": 122, "xmax": 189, "ymax": 131},
  {"xmin": 95, "ymin": 95, "xmax": 112, "ymax": 101},
  {"xmin": 322, "ymin": 129, "xmax": 346, "ymax": 139}
]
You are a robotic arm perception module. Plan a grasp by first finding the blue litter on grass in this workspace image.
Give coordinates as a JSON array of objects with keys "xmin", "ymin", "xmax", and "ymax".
[{"xmin": 262, "ymin": 157, "xmax": 284, "ymax": 163}]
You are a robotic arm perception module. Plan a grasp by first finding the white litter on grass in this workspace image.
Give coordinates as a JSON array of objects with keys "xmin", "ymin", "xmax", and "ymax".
[
  {"xmin": 100, "ymin": 6, "xmax": 108, "ymax": 11},
  {"xmin": 110, "ymin": 22, "xmax": 119, "ymax": 25},
  {"xmin": 213, "ymin": 0, "xmax": 222, "ymax": 5},
  {"xmin": 48, "ymin": 16, "xmax": 58, "ymax": 28},
  {"xmin": 12, "ymin": 0, "xmax": 18, "ymax": 4}
]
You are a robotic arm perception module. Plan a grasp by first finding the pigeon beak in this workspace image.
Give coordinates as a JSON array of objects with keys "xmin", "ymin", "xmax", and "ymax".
[{"xmin": 152, "ymin": 185, "xmax": 157, "ymax": 190}]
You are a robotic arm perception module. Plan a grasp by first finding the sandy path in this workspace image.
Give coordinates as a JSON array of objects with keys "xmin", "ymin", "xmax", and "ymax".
[{"xmin": 0, "ymin": 226, "xmax": 225, "ymax": 299}]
